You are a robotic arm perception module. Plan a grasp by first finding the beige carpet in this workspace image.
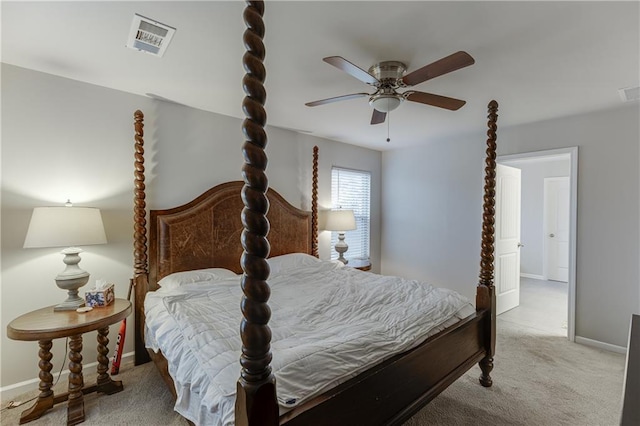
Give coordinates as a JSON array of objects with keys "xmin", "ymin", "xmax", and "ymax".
[
  {"xmin": 1, "ymin": 318, "xmax": 625, "ymax": 425},
  {"xmin": 405, "ymin": 319, "xmax": 625, "ymax": 426}
]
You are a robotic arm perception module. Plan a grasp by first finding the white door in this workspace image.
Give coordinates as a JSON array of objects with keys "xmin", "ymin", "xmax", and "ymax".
[
  {"xmin": 495, "ymin": 164, "xmax": 522, "ymax": 315},
  {"xmin": 544, "ymin": 177, "xmax": 570, "ymax": 282}
]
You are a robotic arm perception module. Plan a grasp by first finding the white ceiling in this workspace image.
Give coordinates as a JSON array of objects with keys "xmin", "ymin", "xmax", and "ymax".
[{"xmin": 2, "ymin": 1, "xmax": 639, "ymax": 151}]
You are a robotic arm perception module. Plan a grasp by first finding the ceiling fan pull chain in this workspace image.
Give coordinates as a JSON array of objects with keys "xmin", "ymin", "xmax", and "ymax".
[{"xmin": 386, "ymin": 113, "xmax": 391, "ymax": 142}]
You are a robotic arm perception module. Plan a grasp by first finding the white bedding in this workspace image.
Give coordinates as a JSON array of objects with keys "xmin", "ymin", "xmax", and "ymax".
[{"xmin": 145, "ymin": 255, "xmax": 475, "ymax": 425}]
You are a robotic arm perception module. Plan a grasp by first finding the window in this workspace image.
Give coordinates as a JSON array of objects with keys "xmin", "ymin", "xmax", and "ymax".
[{"xmin": 331, "ymin": 167, "xmax": 371, "ymax": 260}]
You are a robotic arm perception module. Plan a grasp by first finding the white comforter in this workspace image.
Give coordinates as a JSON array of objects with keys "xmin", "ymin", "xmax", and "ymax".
[{"xmin": 145, "ymin": 256, "xmax": 474, "ymax": 425}]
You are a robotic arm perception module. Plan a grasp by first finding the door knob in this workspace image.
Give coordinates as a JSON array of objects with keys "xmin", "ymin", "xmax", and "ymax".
[
  {"xmin": 517, "ymin": 242, "xmax": 524, "ymax": 248},
  {"xmin": 549, "ymin": 233, "xmax": 555, "ymax": 238}
]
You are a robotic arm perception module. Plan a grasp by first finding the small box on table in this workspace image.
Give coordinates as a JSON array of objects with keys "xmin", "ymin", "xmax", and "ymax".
[{"xmin": 85, "ymin": 284, "xmax": 115, "ymax": 307}]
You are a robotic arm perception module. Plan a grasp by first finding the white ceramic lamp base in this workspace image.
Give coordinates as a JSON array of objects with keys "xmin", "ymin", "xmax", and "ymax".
[
  {"xmin": 335, "ymin": 232, "xmax": 349, "ymax": 264},
  {"xmin": 54, "ymin": 247, "xmax": 89, "ymax": 311}
]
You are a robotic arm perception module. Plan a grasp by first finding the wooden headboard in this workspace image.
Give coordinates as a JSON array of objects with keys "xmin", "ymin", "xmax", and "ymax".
[{"xmin": 149, "ymin": 181, "xmax": 315, "ymax": 287}]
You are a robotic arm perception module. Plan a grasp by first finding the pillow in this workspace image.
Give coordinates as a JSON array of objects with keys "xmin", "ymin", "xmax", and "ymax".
[
  {"xmin": 268, "ymin": 253, "xmax": 321, "ymax": 276},
  {"xmin": 157, "ymin": 268, "xmax": 239, "ymax": 290}
]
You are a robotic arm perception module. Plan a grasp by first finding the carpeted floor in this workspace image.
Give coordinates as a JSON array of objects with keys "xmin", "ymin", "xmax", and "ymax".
[
  {"xmin": 405, "ymin": 319, "xmax": 625, "ymax": 426},
  {"xmin": 1, "ymin": 315, "xmax": 625, "ymax": 426}
]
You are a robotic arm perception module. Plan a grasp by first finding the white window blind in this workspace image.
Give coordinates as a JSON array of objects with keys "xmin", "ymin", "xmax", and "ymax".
[{"xmin": 331, "ymin": 167, "xmax": 371, "ymax": 260}]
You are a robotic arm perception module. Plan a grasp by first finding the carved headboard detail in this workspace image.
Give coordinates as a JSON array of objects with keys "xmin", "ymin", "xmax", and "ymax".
[{"xmin": 148, "ymin": 181, "xmax": 313, "ymax": 288}]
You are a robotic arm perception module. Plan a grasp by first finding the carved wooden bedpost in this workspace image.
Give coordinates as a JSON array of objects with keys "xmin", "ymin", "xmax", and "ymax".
[
  {"xmin": 311, "ymin": 146, "xmax": 319, "ymax": 258},
  {"xmin": 236, "ymin": 1, "xmax": 279, "ymax": 425},
  {"xmin": 132, "ymin": 110, "xmax": 150, "ymax": 365},
  {"xmin": 476, "ymin": 100, "xmax": 498, "ymax": 387}
]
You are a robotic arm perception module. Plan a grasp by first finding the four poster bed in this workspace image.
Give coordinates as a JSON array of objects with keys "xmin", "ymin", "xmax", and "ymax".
[{"xmin": 131, "ymin": 2, "xmax": 498, "ymax": 425}]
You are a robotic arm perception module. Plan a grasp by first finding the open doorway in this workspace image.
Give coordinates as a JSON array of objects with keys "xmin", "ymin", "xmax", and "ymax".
[{"xmin": 496, "ymin": 148, "xmax": 578, "ymax": 341}]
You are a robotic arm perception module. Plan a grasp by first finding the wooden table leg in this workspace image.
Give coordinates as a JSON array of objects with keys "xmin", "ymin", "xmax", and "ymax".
[
  {"xmin": 66, "ymin": 334, "xmax": 85, "ymax": 426},
  {"xmin": 95, "ymin": 326, "xmax": 123, "ymax": 394},
  {"xmin": 19, "ymin": 340, "xmax": 54, "ymax": 424}
]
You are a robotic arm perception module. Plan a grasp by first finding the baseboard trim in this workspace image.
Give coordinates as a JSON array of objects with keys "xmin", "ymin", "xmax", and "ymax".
[
  {"xmin": 575, "ymin": 336, "xmax": 627, "ymax": 354},
  {"xmin": 520, "ymin": 273, "xmax": 545, "ymax": 280},
  {"xmin": 0, "ymin": 351, "xmax": 135, "ymax": 402}
]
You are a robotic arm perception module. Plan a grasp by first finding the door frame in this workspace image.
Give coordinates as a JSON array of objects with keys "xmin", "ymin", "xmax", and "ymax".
[{"xmin": 497, "ymin": 147, "xmax": 578, "ymax": 342}]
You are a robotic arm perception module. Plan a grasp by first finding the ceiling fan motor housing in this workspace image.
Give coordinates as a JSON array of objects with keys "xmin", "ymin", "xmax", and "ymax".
[
  {"xmin": 368, "ymin": 61, "xmax": 407, "ymax": 85},
  {"xmin": 368, "ymin": 61, "xmax": 407, "ymax": 112}
]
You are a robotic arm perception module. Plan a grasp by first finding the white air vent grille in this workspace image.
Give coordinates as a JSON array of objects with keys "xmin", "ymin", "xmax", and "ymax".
[
  {"xmin": 618, "ymin": 86, "xmax": 640, "ymax": 102},
  {"xmin": 126, "ymin": 14, "xmax": 175, "ymax": 57}
]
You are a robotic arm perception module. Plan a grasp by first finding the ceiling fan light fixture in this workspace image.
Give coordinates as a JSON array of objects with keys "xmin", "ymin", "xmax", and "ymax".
[{"xmin": 369, "ymin": 94, "xmax": 403, "ymax": 112}]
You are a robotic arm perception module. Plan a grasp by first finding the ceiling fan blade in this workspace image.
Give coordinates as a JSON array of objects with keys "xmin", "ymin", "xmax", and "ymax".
[
  {"xmin": 405, "ymin": 91, "xmax": 466, "ymax": 110},
  {"xmin": 323, "ymin": 56, "xmax": 380, "ymax": 86},
  {"xmin": 371, "ymin": 109, "xmax": 387, "ymax": 125},
  {"xmin": 402, "ymin": 51, "xmax": 475, "ymax": 87},
  {"xmin": 305, "ymin": 93, "xmax": 370, "ymax": 107}
]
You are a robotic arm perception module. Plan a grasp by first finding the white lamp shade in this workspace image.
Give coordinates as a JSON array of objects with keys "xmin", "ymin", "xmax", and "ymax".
[
  {"xmin": 24, "ymin": 207, "xmax": 107, "ymax": 248},
  {"xmin": 324, "ymin": 209, "xmax": 357, "ymax": 232}
]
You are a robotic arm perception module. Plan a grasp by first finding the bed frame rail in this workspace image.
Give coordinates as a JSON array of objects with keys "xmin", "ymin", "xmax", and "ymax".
[{"xmin": 280, "ymin": 311, "xmax": 489, "ymax": 425}]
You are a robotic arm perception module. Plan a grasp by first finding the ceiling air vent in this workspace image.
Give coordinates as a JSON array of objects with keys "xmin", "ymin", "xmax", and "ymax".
[
  {"xmin": 126, "ymin": 14, "xmax": 175, "ymax": 57},
  {"xmin": 618, "ymin": 86, "xmax": 640, "ymax": 102}
]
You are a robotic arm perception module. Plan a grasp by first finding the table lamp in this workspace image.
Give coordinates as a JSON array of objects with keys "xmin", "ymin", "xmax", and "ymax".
[
  {"xmin": 24, "ymin": 203, "xmax": 107, "ymax": 311},
  {"xmin": 325, "ymin": 209, "xmax": 357, "ymax": 264}
]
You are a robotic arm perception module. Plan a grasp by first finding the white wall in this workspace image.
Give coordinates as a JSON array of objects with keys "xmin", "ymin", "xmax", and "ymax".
[
  {"xmin": 381, "ymin": 133, "xmax": 484, "ymax": 302},
  {"xmin": 382, "ymin": 103, "xmax": 639, "ymax": 348},
  {"xmin": 0, "ymin": 64, "xmax": 381, "ymax": 393},
  {"xmin": 500, "ymin": 157, "xmax": 570, "ymax": 277}
]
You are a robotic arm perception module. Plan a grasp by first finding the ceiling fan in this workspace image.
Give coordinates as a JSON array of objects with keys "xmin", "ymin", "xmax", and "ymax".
[{"xmin": 305, "ymin": 51, "xmax": 475, "ymax": 125}]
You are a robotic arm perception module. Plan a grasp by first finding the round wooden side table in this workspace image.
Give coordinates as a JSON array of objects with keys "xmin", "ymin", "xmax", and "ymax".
[{"xmin": 7, "ymin": 299, "xmax": 132, "ymax": 425}]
